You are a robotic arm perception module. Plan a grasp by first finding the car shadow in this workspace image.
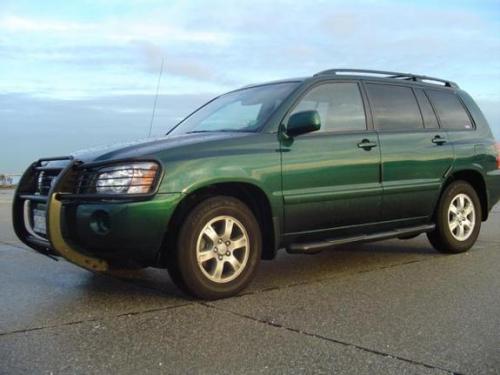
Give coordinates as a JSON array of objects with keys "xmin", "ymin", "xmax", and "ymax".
[{"xmin": 101, "ymin": 236, "xmax": 443, "ymax": 298}]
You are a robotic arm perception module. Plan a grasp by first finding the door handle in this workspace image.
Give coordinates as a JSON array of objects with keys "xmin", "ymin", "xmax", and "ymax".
[
  {"xmin": 357, "ymin": 139, "xmax": 377, "ymax": 150},
  {"xmin": 432, "ymin": 135, "xmax": 447, "ymax": 145}
]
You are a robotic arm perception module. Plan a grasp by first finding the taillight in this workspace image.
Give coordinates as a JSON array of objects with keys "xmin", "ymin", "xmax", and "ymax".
[{"xmin": 496, "ymin": 142, "xmax": 500, "ymax": 169}]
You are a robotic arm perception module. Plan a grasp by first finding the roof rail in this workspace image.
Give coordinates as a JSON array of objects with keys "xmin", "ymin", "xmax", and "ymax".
[{"xmin": 314, "ymin": 69, "xmax": 458, "ymax": 88}]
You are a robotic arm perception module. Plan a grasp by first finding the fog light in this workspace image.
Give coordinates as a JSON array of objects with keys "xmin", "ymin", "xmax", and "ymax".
[{"xmin": 89, "ymin": 210, "xmax": 110, "ymax": 235}]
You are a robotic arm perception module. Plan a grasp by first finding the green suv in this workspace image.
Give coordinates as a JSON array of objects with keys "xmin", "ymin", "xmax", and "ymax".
[{"xmin": 13, "ymin": 69, "xmax": 500, "ymax": 299}]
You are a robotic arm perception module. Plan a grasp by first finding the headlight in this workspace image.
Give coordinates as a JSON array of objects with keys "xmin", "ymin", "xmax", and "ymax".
[{"xmin": 94, "ymin": 162, "xmax": 159, "ymax": 194}]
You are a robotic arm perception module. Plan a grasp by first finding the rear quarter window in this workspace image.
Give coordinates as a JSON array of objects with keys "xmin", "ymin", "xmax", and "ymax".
[
  {"xmin": 366, "ymin": 83, "xmax": 423, "ymax": 131},
  {"xmin": 426, "ymin": 90, "xmax": 473, "ymax": 130},
  {"xmin": 414, "ymin": 89, "xmax": 439, "ymax": 129}
]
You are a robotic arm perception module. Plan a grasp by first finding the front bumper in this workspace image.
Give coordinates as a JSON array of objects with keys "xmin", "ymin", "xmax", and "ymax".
[{"xmin": 13, "ymin": 157, "xmax": 181, "ymax": 271}]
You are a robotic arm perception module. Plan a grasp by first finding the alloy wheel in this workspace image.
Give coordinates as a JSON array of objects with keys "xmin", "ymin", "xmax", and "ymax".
[
  {"xmin": 195, "ymin": 215, "xmax": 250, "ymax": 283},
  {"xmin": 448, "ymin": 193, "xmax": 476, "ymax": 241}
]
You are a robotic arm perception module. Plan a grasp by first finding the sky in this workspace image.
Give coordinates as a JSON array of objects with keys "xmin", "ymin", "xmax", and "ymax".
[{"xmin": 1, "ymin": 0, "xmax": 500, "ymax": 174}]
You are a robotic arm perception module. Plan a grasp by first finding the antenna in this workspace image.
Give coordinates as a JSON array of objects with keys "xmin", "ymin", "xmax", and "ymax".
[{"xmin": 148, "ymin": 57, "xmax": 164, "ymax": 137}]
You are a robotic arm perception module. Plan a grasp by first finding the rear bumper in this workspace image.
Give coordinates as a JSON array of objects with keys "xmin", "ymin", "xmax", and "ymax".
[
  {"xmin": 13, "ymin": 157, "xmax": 181, "ymax": 271},
  {"xmin": 486, "ymin": 169, "xmax": 500, "ymax": 213}
]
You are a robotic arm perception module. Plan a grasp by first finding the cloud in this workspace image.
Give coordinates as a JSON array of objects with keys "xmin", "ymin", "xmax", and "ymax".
[
  {"xmin": 131, "ymin": 40, "xmax": 216, "ymax": 80},
  {"xmin": 0, "ymin": 15, "xmax": 231, "ymax": 45},
  {"xmin": 2, "ymin": 1, "xmax": 499, "ymax": 98},
  {"xmin": 0, "ymin": 92, "xmax": 216, "ymax": 172},
  {"xmin": 1, "ymin": 0, "xmax": 499, "ymax": 172},
  {"xmin": 0, "ymin": 15, "xmax": 84, "ymax": 33}
]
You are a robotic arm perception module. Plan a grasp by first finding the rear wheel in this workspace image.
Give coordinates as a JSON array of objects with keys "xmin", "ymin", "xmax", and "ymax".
[
  {"xmin": 427, "ymin": 181, "xmax": 481, "ymax": 253},
  {"xmin": 168, "ymin": 196, "xmax": 261, "ymax": 299}
]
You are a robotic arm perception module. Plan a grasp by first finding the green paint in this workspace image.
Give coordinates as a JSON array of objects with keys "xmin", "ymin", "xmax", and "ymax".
[{"xmin": 13, "ymin": 72, "xmax": 500, "ymax": 267}]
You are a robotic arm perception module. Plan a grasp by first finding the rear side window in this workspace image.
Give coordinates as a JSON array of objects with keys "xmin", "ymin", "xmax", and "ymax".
[
  {"xmin": 426, "ymin": 90, "xmax": 473, "ymax": 130},
  {"xmin": 290, "ymin": 82, "xmax": 366, "ymax": 132},
  {"xmin": 414, "ymin": 89, "xmax": 439, "ymax": 129},
  {"xmin": 366, "ymin": 84, "xmax": 423, "ymax": 131}
]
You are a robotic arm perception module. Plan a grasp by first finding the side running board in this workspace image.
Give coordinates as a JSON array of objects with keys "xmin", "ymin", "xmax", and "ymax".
[{"xmin": 287, "ymin": 224, "xmax": 435, "ymax": 254}]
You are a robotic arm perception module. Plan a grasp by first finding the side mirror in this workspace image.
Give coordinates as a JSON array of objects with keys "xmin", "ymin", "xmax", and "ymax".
[{"xmin": 286, "ymin": 110, "xmax": 321, "ymax": 137}]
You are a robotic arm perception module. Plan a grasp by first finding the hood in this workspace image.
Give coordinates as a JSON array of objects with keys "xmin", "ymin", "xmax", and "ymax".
[{"xmin": 70, "ymin": 132, "xmax": 251, "ymax": 164}]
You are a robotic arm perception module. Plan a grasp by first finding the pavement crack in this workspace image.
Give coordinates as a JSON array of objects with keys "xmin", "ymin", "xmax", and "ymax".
[
  {"xmin": 201, "ymin": 302, "xmax": 457, "ymax": 375},
  {"xmin": 0, "ymin": 302, "xmax": 192, "ymax": 338}
]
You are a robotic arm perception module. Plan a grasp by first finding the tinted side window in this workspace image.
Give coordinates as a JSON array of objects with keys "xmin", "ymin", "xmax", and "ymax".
[
  {"xmin": 426, "ymin": 90, "xmax": 473, "ymax": 130},
  {"xmin": 290, "ymin": 83, "xmax": 366, "ymax": 132},
  {"xmin": 414, "ymin": 89, "xmax": 439, "ymax": 128},
  {"xmin": 366, "ymin": 84, "xmax": 423, "ymax": 130}
]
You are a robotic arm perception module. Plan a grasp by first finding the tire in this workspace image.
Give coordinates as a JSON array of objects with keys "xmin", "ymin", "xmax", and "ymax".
[
  {"xmin": 427, "ymin": 181, "xmax": 481, "ymax": 253},
  {"xmin": 168, "ymin": 196, "xmax": 261, "ymax": 299}
]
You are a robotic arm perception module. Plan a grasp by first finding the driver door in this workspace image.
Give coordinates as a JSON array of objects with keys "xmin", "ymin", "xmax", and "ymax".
[{"xmin": 281, "ymin": 81, "xmax": 382, "ymax": 238}]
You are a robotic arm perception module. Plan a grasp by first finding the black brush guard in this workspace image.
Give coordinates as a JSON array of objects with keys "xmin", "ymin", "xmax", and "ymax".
[{"xmin": 12, "ymin": 156, "xmax": 109, "ymax": 271}]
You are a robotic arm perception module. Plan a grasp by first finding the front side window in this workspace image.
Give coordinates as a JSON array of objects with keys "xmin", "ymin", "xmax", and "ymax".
[
  {"xmin": 426, "ymin": 90, "xmax": 473, "ymax": 130},
  {"xmin": 169, "ymin": 82, "xmax": 299, "ymax": 135},
  {"xmin": 288, "ymin": 82, "xmax": 367, "ymax": 132},
  {"xmin": 366, "ymin": 83, "xmax": 423, "ymax": 131}
]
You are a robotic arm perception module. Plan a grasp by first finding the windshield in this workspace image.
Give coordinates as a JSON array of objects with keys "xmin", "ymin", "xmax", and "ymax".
[{"xmin": 168, "ymin": 82, "xmax": 299, "ymax": 135}]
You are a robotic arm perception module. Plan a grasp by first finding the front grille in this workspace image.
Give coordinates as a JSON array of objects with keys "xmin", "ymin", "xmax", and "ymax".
[
  {"xmin": 35, "ymin": 170, "xmax": 59, "ymax": 195},
  {"xmin": 13, "ymin": 156, "xmax": 73, "ymax": 249}
]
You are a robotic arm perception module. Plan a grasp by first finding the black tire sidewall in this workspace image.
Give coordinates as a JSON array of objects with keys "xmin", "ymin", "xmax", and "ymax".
[
  {"xmin": 175, "ymin": 196, "xmax": 261, "ymax": 299},
  {"xmin": 430, "ymin": 181, "xmax": 481, "ymax": 253}
]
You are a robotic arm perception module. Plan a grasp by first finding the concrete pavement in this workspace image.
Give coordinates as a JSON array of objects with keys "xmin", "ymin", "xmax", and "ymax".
[{"xmin": 1, "ymin": 189, "xmax": 499, "ymax": 374}]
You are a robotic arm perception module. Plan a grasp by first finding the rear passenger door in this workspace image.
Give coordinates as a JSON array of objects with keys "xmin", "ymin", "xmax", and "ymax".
[{"xmin": 365, "ymin": 83, "xmax": 454, "ymax": 222}]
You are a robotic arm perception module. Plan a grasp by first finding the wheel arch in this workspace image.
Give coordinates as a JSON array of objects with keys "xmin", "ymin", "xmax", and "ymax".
[
  {"xmin": 158, "ymin": 182, "xmax": 278, "ymax": 266},
  {"xmin": 438, "ymin": 169, "xmax": 488, "ymax": 221}
]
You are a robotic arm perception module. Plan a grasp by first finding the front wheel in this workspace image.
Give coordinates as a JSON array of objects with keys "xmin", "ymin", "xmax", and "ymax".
[
  {"xmin": 169, "ymin": 196, "xmax": 261, "ymax": 299},
  {"xmin": 427, "ymin": 181, "xmax": 481, "ymax": 253}
]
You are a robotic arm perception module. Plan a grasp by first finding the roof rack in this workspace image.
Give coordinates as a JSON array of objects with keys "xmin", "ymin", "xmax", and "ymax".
[{"xmin": 314, "ymin": 69, "xmax": 458, "ymax": 88}]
